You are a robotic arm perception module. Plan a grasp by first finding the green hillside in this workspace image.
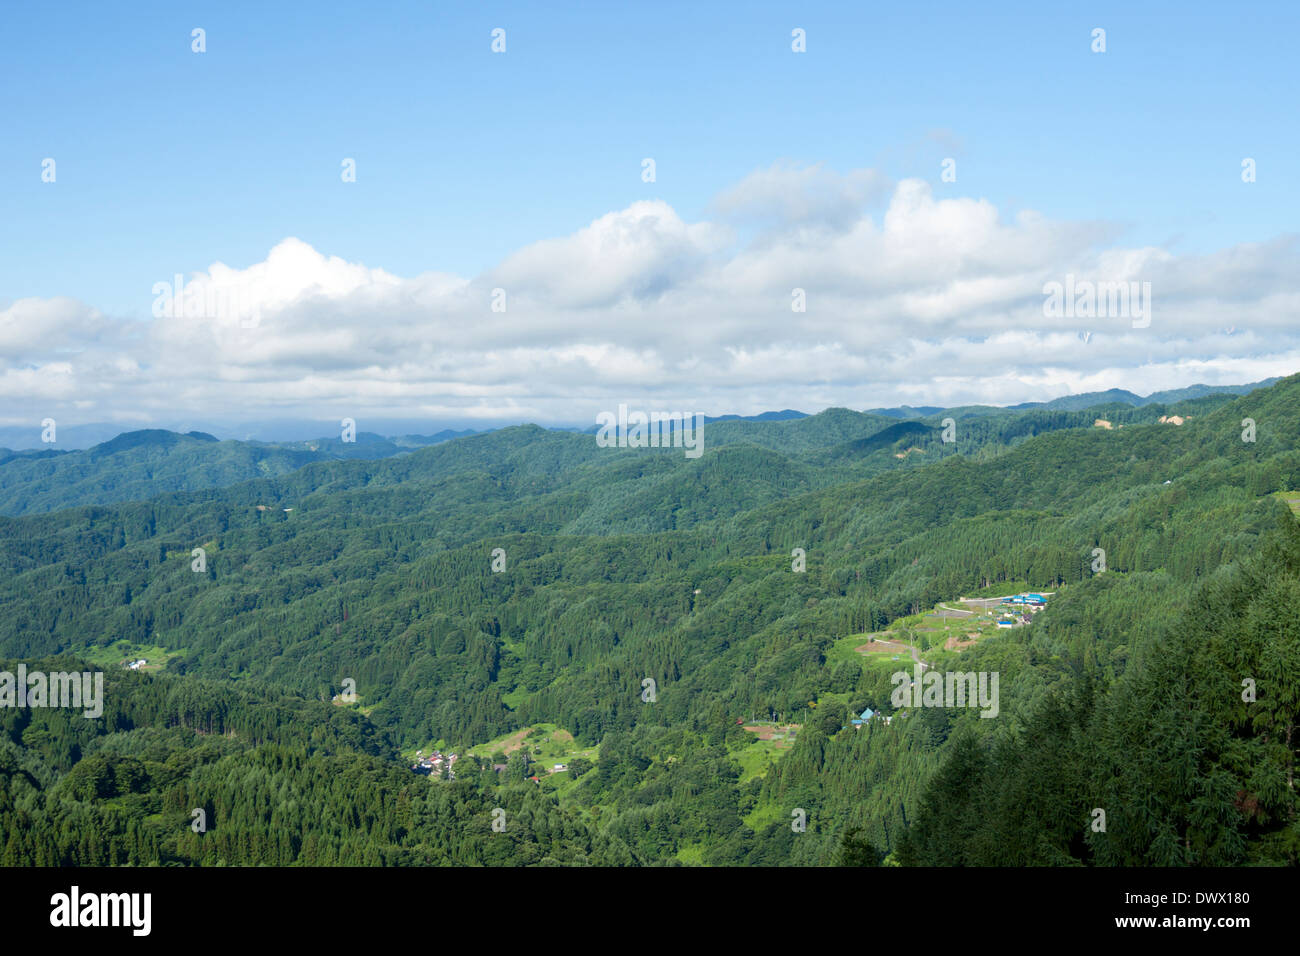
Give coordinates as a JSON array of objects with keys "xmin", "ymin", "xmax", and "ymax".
[
  {"xmin": 2, "ymin": 376, "xmax": 1299, "ymax": 865},
  {"xmin": 0, "ymin": 429, "xmax": 428, "ymax": 516}
]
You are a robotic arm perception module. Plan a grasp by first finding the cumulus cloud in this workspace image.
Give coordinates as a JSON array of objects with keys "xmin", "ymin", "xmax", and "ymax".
[
  {"xmin": 4, "ymin": 164, "xmax": 1299, "ymax": 427},
  {"xmin": 0, "ymin": 297, "xmax": 113, "ymax": 357},
  {"xmin": 489, "ymin": 200, "xmax": 730, "ymax": 308},
  {"xmin": 712, "ymin": 161, "xmax": 891, "ymax": 231}
]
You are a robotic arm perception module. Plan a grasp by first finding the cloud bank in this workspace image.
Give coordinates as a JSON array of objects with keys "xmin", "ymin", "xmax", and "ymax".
[{"xmin": 5, "ymin": 162, "xmax": 1298, "ymax": 428}]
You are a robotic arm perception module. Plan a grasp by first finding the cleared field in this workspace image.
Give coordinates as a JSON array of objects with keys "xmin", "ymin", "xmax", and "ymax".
[
  {"xmin": 75, "ymin": 640, "xmax": 185, "ymax": 672},
  {"xmin": 741, "ymin": 722, "xmax": 800, "ymax": 742},
  {"xmin": 461, "ymin": 723, "xmax": 598, "ymax": 775},
  {"xmin": 856, "ymin": 636, "xmax": 912, "ymax": 655},
  {"xmin": 1275, "ymin": 490, "xmax": 1300, "ymax": 518},
  {"xmin": 836, "ymin": 591, "xmax": 1054, "ymax": 670}
]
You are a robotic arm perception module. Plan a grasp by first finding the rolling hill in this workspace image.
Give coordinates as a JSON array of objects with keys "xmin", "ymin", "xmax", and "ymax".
[{"xmin": 2, "ymin": 375, "xmax": 1298, "ymax": 865}]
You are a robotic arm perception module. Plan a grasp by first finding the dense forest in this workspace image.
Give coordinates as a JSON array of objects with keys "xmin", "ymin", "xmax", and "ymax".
[
  {"xmin": 1, "ymin": 377, "xmax": 1297, "ymax": 865},
  {"xmin": 0, "ymin": 429, "xmax": 464, "ymax": 517}
]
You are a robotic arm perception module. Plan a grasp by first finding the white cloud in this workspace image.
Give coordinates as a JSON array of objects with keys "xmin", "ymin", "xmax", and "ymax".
[
  {"xmin": 489, "ymin": 200, "xmax": 730, "ymax": 308},
  {"xmin": 3, "ymin": 164, "xmax": 1298, "ymax": 426},
  {"xmin": 712, "ymin": 161, "xmax": 891, "ymax": 231},
  {"xmin": 0, "ymin": 297, "xmax": 111, "ymax": 357}
]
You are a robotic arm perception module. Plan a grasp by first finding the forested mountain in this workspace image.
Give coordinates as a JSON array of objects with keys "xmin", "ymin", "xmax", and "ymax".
[
  {"xmin": 0, "ymin": 429, "xmax": 458, "ymax": 516},
  {"xmin": 1004, "ymin": 377, "xmax": 1279, "ymax": 411},
  {"xmin": 1, "ymin": 376, "xmax": 1297, "ymax": 865},
  {"xmin": 1, "ymin": 384, "xmax": 1254, "ymax": 518},
  {"xmin": 868, "ymin": 378, "xmax": 1277, "ymax": 417}
]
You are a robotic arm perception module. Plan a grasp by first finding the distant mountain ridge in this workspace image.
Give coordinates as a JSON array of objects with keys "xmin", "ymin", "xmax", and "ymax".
[
  {"xmin": 865, "ymin": 405, "xmax": 944, "ymax": 419},
  {"xmin": 0, "ymin": 428, "xmax": 473, "ymax": 517},
  {"xmin": 1003, "ymin": 378, "xmax": 1281, "ymax": 412},
  {"xmin": 704, "ymin": 409, "xmax": 807, "ymax": 424},
  {"xmin": 1, "ymin": 380, "xmax": 1276, "ymax": 450},
  {"xmin": 89, "ymin": 429, "xmax": 218, "ymax": 456},
  {"xmin": 0, "ymin": 377, "xmax": 1282, "ymax": 518}
]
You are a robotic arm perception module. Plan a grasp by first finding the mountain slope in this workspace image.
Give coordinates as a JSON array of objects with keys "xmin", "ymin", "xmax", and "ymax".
[{"xmin": 1, "ymin": 374, "xmax": 1298, "ymax": 865}]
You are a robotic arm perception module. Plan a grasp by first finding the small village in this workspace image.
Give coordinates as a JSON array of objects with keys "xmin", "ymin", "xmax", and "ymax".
[
  {"xmin": 849, "ymin": 706, "xmax": 892, "ymax": 728},
  {"xmin": 410, "ymin": 745, "xmax": 573, "ymax": 782},
  {"xmin": 995, "ymin": 592, "xmax": 1047, "ymax": 627},
  {"xmin": 411, "ymin": 749, "xmax": 459, "ymax": 778},
  {"xmin": 407, "ymin": 724, "xmax": 598, "ymax": 784},
  {"xmin": 844, "ymin": 590, "xmax": 1054, "ymax": 667}
]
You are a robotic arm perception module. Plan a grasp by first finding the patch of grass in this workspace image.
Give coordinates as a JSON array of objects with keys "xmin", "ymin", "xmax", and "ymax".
[
  {"xmin": 827, "ymin": 632, "xmax": 876, "ymax": 665},
  {"xmin": 743, "ymin": 800, "xmax": 790, "ymax": 832},
  {"xmin": 676, "ymin": 843, "xmax": 706, "ymax": 865},
  {"xmin": 732, "ymin": 737, "xmax": 785, "ymax": 784},
  {"xmin": 501, "ymin": 685, "xmax": 529, "ymax": 709},
  {"xmin": 729, "ymin": 720, "xmax": 804, "ymax": 784},
  {"xmin": 459, "ymin": 723, "xmax": 597, "ymax": 775},
  {"xmin": 1274, "ymin": 490, "xmax": 1300, "ymax": 518},
  {"xmin": 76, "ymin": 640, "xmax": 185, "ymax": 672}
]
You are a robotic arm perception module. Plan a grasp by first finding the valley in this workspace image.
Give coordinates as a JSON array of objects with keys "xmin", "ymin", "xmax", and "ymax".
[{"xmin": 2, "ymin": 377, "xmax": 1299, "ymax": 865}]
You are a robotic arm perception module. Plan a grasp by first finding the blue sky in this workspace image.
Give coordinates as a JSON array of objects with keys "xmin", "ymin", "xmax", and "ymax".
[
  {"xmin": 4, "ymin": 0, "xmax": 1295, "ymax": 313},
  {"xmin": 2, "ymin": 1, "xmax": 1298, "ymax": 431}
]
